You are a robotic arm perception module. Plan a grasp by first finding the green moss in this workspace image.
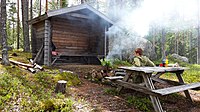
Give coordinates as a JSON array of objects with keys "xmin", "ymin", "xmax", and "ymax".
[
  {"xmin": 8, "ymin": 50, "xmax": 32, "ymax": 63},
  {"xmin": 126, "ymin": 96, "xmax": 153, "ymax": 112},
  {"xmin": 54, "ymin": 72, "xmax": 81, "ymax": 86},
  {"xmin": 104, "ymin": 88, "xmax": 119, "ymax": 96}
]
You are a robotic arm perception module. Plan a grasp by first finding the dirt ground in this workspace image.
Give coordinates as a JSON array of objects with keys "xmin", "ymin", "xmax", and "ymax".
[{"xmin": 55, "ymin": 64, "xmax": 200, "ymax": 112}]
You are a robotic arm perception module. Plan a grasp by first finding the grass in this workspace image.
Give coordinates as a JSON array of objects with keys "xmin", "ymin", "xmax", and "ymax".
[
  {"xmin": 104, "ymin": 88, "xmax": 119, "ymax": 96},
  {"xmin": 111, "ymin": 56, "xmax": 200, "ymax": 112},
  {"xmin": 160, "ymin": 55, "xmax": 200, "ymax": 83},
  {"xmin": 126, "ymin": 96, "xmax": 153, "ymax": 112},
  {"xmin": 0, "ymin": 51, "xmax": 81, "ymax": 111},
  {"xmin": 1, "ymin": 51, "xmax": 200, "ymax": 111}
]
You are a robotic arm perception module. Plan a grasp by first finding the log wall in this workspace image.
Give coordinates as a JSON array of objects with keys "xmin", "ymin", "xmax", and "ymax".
[
  {"xmin": 32, "ymin": 21, "xmax": 45, "ymax": 51},
  {"xmin": 51, "ymin": 17, "xmax": 104, "ymax": 55}
]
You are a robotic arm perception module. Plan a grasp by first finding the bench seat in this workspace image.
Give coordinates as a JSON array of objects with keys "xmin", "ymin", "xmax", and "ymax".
[
  {"xmin": 105, "ymin": 76, "xmax": 124, "ymax": 80},
  {"xmin": 153, "ymin": 82, "xmax": 200, "ymax": 95}
]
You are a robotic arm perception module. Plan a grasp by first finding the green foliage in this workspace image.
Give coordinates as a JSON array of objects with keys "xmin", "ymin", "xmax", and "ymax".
[
  {"xmin": 100, "ymin": 58, "xmax": 113, "ymax": 68},
  {"xmin": 112, "ymin": 58, "xmax": 132, "ymax": 67},
  {"xmin": 36, "ymin": 98, "xmax": 74, "ymax": 112},
  {"xmin": 104, "ymin": 88, "xmax": 119, "ymax": 96},
  {"xmin": 159, "ymin": 55, "xmax": 200, "ymax": 83},
  {"xmin": 54, "ymin": 72, "xmax": 81, "ymax": 86},
  {"xmin": 0, "ymin": 66, "xmax": 79, "ymax": 111},
  {"xmin": 126, "ymin": 96, "xmax": 152, "ymax": 112},
  {"xmin": 9, "ymin": 50, "xmax": 32, "ymax": 63},
  {"xmin": 182, "ymin": 64, "xmax": 200, "ymax": 83},
  {"xmin": 0, "ymin": 51, "xmax": 81, "ymax": 111}
]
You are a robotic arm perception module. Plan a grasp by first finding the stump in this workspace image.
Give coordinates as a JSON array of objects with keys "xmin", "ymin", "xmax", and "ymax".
[{"xmin": 55, "ymin": 80, "xmax": 67, "ymax": 93}]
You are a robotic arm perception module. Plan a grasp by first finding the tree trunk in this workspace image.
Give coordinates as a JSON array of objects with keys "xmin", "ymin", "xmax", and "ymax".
[
  {"xmin": 39, "ymin": 0, "xmax": 41, "ymax": 16},
  {"xmin": 175, "ymin": 32, "xmax": 179, "ymax": 55},
  {"xmin": 151, "ymin": 27, "xmax": 157, "ymax": 60},
  {"xmin": 30, "ymin": 0, "xmax": 34, "ymax": 55},
  {"xmin": 21, "ymin": 0, "xmax": 30, "ymax": 52},
  {"xmin": 1, "ymin": 0, "xmax": 10, "ymax": 65},
  {"xmin": 13, "ymin": 23, "xmax": 15, "ymax": 46},
  {"xmin": 0, "ymin": 0, "xmax": 2, "ymax": 46},
  {"xmin": 197, "ymin": 0, "xmax": 200, "ymax": 64},
  {"xmin": 189, "ymin": 30, "xmax": 192, "ymax": 63},
  {"xmin": 60, "ymin": 0, "xmax": 62, "ymax": 8},
  {"xmin": 57, "ymin": 0, "xmax": 59, "ymax": 9},
  {"xmin": 17, "ymin": 0, "xmax": 20, "ymax": 49},
  {"xmin": 198, "ymin": 26, "xmax": 200, "ymax": 64},
  {"xmin": 161, "ymin": 28, "xmax": 166, "ymax": 59},
  {"xmin": 46, "ymin": 0, "xmax": 48, "ymax": 12},
  {"xmin": 81, "ymin": 0, "xmax": 85, "ymax": 4},
  {"xmin": 55, "ymin": 80, "xmax": 67, "ymax": 93}
]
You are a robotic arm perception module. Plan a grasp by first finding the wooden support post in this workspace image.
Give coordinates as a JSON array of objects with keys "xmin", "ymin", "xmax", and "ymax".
[
  {"xmin": 142, "ymin": 73, "xmax": 164, "ymax": 112},
  {"xmin": 33, "ymin": 44, "xmax": 44, "ymax": 64},
  {"xmin": 176, "ymin": 71, "xmax": 193, "ymax": 102},
  {"xmin": 55, "ymin": 80, "xmax": 67, "ymax": 94},
  {"xmin": 44, "ymin": 19, "xmax": 51, "ymax": 66},
  {"xmin": 117, "ymin": 71, "xmax": 132, "ymax": 92}
]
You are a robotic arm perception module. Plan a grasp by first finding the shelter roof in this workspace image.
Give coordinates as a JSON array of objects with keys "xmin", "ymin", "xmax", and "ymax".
[{"xmin": 29, "ymin": 3, "xmax": 114, "ymax": 25}]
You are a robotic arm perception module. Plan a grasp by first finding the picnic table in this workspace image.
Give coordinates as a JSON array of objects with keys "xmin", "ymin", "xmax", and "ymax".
[{"xmin": 105, "ymin": 66, "xmax": 200, "ymax": 112}]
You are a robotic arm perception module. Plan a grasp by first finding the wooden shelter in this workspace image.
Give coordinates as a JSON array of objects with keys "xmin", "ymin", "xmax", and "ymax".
[{"xmin": 29, "ymin": 4, "xmax": 113, "ymax": 66}]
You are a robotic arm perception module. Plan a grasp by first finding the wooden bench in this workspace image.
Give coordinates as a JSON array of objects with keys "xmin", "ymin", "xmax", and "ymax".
[
  {"xmin": 111, "ymin": 66, "xmax": 200, "ymax": 112},
  {"xmin": 114, "ymin": 69, "xmax": 126, "ymax": 76},
  {"xmin": 153, "ymin": 82, "xmax": 200, "ymax": 96},
  {"xmin": 105, "ymin": 76, "xmax": 124, "ymax": 80}
]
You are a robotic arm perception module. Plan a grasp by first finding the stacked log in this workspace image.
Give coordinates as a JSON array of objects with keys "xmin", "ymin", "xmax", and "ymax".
[{"xmin": 0, "ymin": 57, "xmax": 43, "ymax": 73}]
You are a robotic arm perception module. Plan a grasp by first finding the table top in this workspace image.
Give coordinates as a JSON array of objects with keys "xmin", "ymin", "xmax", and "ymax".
[{"xmin": 118, "ymin": 66, "xmax": 187, "ymax": 73}]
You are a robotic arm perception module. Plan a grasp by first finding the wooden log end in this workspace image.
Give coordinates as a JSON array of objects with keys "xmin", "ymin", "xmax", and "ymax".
[{"xmin": 55, "ymin": 80, "xmax": 67, "ymax": 94}]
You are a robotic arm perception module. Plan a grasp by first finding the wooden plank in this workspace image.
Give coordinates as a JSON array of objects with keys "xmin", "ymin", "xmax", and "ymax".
[
  {"xmin": 52, "ymin": 30, "xmax": 89, "ymax": 36},
  {"xmin": 142, "ymin": 73, "xmax": 164, "ymax": 112},
  {"xmin": 115, "ymin": 72, "xmax": 126, "ymax": 76},
  {"xmin": 153, "ymin": 82, "xmax": 200, "ymax": 95},
  {"xmin": 44, "ymin": 19, "xmax": 51, "ymax": 66},
  {"xmin": 33, "ymin": 44, "xmax": 44, "ymax": 64},
  {"xmin": 115, "ymin": 80, "xmax": 159, "ymax": 96},
  {"xmin": 52, "ymin": 36, "xmax": 89, "ymax": 41},
  {"xmin": 119, "ymin": 67, "xmax": 187, "ymax": 74},
  {"xmin": 151, "ymin": 77, "xmax": 183, "ymax": 86},
  {"xmin": 176, "ymin": 73, "xmax": 193, "ymax": 102},
  {"xmin": 105, "ymin": 76, "xmax": 124, "ymax": 80},
  {"xmin": 53, "ymin": 23, "xmax": 90, "ymax": 30},
  {"xmin": 117, "ymin": 71, "xmax": 132, "ymax": 92},
  {"xmin": 28, "ymin": 14, "xmax": 48, "ymax": 25},
  {"xmin": 119, "ymin": 67, "xmax": 154, "ymax": 73}
]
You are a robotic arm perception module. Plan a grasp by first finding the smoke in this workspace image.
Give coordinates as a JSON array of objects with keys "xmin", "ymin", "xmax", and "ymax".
[{"xmin": 106, "ymin": 0, "xmax": 199, "ymax": 60}]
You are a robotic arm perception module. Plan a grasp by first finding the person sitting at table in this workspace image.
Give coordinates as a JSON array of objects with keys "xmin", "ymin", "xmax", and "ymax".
[
  {"xmin": 133, "ymin": 48, "xmax": 156, "ymax": 67},
  {"xmin": 132, "ymin": 48, "xmax": 155, "ymax": 83}
]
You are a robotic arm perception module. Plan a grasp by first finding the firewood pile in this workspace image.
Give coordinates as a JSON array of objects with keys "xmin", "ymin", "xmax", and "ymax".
[
  {"xmin": 85, "ymin": 69, "xmax": 114, "ymax": 82},
  {"xmin": 12, "ymin": 59, "xmax": 43, "ymax": 73},
  {"xmin": 0, "ymin": 56, "xmax": 43, "ymax": 73}
]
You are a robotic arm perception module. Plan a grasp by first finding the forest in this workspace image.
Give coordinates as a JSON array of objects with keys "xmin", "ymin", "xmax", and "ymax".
[
  {"xmin": 0, "ymin": 0, "xmax": 200, "ymax": 112},
  {"xmin": 0, "ymin": 0, "xmax": 200, "ymax": 64}
]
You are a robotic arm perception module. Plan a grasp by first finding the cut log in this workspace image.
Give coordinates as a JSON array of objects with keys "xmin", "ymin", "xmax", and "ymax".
[
  {"xmin": 29, "ymin": 59, "xmax": 44, "ymax": 70},
  {"xmin": 18, "ymin": 65, "xmax": 36, "ymax": 73},
  {"xmin": 34, "ymin": 64, "xmax": 43, "ymax": 70},
  {"xmin": 55, "ymin": 80, "xmax": 67, "ymax": 94},
  {"xmin": 9, "ymin": 60, "xmax": 34, "ymax": 68},
  {"xmin": 27, "ymin": 67, "xmax": 36, "ymax": 73},
  {"xmin": 0, "ymin": 57, "xmax": 34, "ymax": 68}
]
